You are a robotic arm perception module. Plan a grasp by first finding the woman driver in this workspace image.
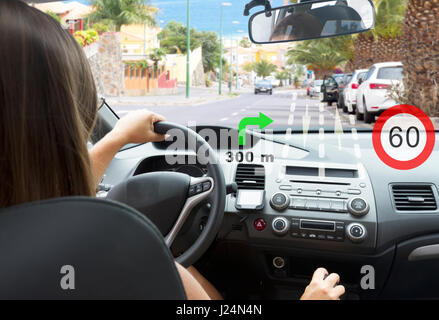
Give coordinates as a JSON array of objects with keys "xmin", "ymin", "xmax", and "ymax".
[{"xmin": 0, "ymin": 0, "xmax": 345, "ymax": 300}]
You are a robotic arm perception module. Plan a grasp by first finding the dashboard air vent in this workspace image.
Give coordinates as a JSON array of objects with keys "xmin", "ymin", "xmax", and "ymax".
[
  {"xmin": 235, "ymin": 164, "xmax": 265, "ymax": 190},
  {"xmin": 392, "ymin": 185, "xmax": 437, "ymax": 211}
]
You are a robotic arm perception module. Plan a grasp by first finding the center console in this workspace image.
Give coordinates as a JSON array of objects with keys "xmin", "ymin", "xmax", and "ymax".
[{"xmin": 228, "ymin": 161, "xmax": 377, "ymax": 254}]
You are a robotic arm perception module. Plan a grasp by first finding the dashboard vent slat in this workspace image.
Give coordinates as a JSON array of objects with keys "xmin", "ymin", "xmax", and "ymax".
[
  {"xmin": 392, "ymin": 185, "xmax": 437, "ymax": 212},
  {"xmin": 235, "ymin": 164, "xmax": 265, "ymax": 190}
]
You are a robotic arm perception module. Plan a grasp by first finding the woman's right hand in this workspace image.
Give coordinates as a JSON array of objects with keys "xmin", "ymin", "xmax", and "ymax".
[{"xmin": 300, "ymin": 268, "xmax": 345, "ymax": 300}]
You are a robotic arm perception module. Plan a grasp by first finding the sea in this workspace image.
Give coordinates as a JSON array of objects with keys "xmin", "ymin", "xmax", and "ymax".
[{"xmin": 65, "ymin": 0, "xmax": 289, "ymax": 36}]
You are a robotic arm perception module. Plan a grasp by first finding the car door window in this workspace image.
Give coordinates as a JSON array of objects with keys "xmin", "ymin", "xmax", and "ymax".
[{"xmin": 325, "ymin": 77, "xmax": 337, "ymax": 86}]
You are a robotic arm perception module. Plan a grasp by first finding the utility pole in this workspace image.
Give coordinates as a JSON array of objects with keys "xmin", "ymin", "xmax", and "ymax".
[
  {"xmin": 186, "ymin": 0, "xmax": 190, "ymax": 98},
  {"xmin": 235, "ymin": 38, "xmax": 239, "ymax": 90},
  {"xmin": 219, "ymin": 6, "xmax": 224, "ymax": 95},
  {"xmin": 229, "ymin": 34, "xmax": 233, "ymax": 93},
  {"xmin": 219, "ymin": 3, "xmax": 232, "ymax": 95}
]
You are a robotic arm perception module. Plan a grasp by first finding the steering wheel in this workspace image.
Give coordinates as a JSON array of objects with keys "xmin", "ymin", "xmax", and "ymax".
[{"xmin": 106, "ymin": 122, "xmax": 226, "ymax": 267}]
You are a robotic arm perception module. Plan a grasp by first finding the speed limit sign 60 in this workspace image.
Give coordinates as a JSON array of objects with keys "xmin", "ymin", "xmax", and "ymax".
[{"xmin": 372, "ymin": 105, "xmax": 436, "ymax": 170}]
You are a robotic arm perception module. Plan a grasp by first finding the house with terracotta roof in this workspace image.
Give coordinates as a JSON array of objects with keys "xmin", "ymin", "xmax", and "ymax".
[{"xmin": 31, "ymin": 1, "xmax": 92, "ymax": 23}]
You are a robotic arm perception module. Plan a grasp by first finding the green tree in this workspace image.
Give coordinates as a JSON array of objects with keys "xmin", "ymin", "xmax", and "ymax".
[
  {"xmin": 252, "ymin": 60, "xmax": 277, "ymax": 78},
  {"xmin": 159, "ymin": 22, "xmax": 221, "ymax": 73},
  {"xmin": 158, "ymin": 21, "xmax": 201, "ymax": 53},
  {"xmin": 149, "ymin": 48, "xmax": 167, "ymax": 68},
  {"xmin": 87, "ymin": 0, "xmax": 157, "ymax": 32},
  {"xmin": 242, "ymin": 62, "xmax": 254, "ymax": 73},
  {"xmin": 198, "ymin": 31, "xmax": 220, "ymax": 73},
  {"xmin": 239, "ymin": 38, "xmax": 252, "ymax": 48}
]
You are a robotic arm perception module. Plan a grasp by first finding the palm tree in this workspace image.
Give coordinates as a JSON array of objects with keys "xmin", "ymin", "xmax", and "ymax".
[
  {"xmin": 401, "ymin": 0, "xmax": 439, "ymax": 116},
  {"xmin": 373, "ymin": 0, "xmax": 407, "ymax": 62},
  {"xmin": 253, "ymin": 60, "xmax": 277, "ymax": 79},
  {"xmin": 275, "ymin": 70, "xmax": 291, "ymax": 87},
  {"xmin": 149, "ymin": 48, "xmax": 167, "ymax": 69},
  {"xmin": 287, "ymin": 39, "xmax": 348, "ymax": 79},
  {"xmin": 353, "ymin": 32, "xmax": 377, "ymax": 69},
  {"xmin": 87, "ymin": 0, "xmax": 157, "ymax": 32},
  {"xmin": 353, "ymin": 0, "xmax": 407, "ymax": 69}
]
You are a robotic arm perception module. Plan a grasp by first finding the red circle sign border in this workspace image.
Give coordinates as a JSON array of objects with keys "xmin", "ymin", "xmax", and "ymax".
[{"xmin": 372, "ymin": 104, "xmax": 436, "ymax": 170}]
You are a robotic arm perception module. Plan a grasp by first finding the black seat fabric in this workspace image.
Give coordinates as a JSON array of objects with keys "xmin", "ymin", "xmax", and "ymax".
[{"xmin": 0, "ymin": 197, "xmax": 186, "ymax": 300}]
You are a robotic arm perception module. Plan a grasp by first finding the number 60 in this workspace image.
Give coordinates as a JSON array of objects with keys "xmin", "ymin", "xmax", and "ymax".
[{"xmin": 389, "ymin": 126, "xmax": 420, "ymax": 148}]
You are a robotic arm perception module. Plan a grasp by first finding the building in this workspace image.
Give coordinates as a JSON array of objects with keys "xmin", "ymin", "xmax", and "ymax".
[
  {"xmin": 32, "ymin": 1, "xmax": 92, "ymax": 23},
  {"xmin": 224, "ymin": 40, "xmax": 292, "ymax": 70},
  {"xmin": 120, "ymin": 24, "xmax": 161, "ymax": 59}
]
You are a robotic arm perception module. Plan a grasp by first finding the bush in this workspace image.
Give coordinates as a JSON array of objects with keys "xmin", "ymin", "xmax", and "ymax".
[
  {"xmin": 92, "ymin": 23, "xmax": 109, "ymax": 35},
  {"xmin": 74, "ymin": 29, "xmax": 99, "ymax": 47}
]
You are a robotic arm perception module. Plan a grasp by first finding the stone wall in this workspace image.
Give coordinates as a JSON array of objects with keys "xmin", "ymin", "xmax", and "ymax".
[{"xmin": 85, "ymin": 32, "xmax": 124, "ymax": 97}]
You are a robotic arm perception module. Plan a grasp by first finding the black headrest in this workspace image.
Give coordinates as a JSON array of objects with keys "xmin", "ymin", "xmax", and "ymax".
[{"xmin": 0, "ymin": 197, "xmax": 186, "ymax": 300}]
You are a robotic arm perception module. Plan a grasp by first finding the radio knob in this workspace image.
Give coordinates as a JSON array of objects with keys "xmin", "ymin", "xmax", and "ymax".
[
  {"xmin": 270, "ymin": 193, "xmax": 290, "ymax": 211},
  {"xmin": 346, "ymin": 223, "xmax": 367, "ymax": 243},
  {"xmin": 347, "ymin": 198, "xmax": 370, "ymax": 217},
  {"xmin": 272, "ymin": 217, "xmax": 289, "ymax": 236}
]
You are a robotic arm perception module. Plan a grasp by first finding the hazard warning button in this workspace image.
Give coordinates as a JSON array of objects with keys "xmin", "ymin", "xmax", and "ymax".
[{"xmin": 254, "ymin": 219, "xmax": 266, "ymax": 231}]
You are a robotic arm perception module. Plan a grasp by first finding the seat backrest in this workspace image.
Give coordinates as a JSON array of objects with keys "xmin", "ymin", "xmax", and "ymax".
[{"xmin": 0, "ymin": 197, "xmax": 186, "ymax": 300}]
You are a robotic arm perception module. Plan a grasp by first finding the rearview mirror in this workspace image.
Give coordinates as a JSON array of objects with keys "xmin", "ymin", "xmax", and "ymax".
[{"xmin": 249, "ymin": 0, "xmax": 375, "ymax": 44}]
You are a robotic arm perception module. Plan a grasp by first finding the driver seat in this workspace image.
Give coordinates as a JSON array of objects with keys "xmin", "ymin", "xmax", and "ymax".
[{"xmin": 0, "ymin": 197, "xmax": 186, "ymax": 300}]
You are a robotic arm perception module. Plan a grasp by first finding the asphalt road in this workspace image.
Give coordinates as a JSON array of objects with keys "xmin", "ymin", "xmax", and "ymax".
[{"xmin": 110, "ymin": 89, "xmax": 372, "ymax": 131}]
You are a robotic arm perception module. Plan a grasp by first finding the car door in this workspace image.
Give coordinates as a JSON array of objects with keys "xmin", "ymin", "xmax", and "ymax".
[
  {"xmin": 356, "ymin": 71, "xmax": 370, "ymax": 113},
  {"xmin": 321, "ymin": 75, "xmax": 338, "ymax": 102}
]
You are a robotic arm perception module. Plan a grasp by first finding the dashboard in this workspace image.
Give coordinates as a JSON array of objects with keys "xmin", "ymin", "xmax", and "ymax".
[{"xmin": 100, "ymin": 125, "xmax": 439, "ymax": 299}]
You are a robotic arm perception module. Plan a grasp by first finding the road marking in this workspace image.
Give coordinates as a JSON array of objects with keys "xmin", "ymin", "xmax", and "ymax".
[
  {"xmin": 288, "ymin": 113, "xmax": 295, "ymax": 126},
  {"xmin": 349, "ymin": 115, "xmax": 356, "ymax": 125},
  {"xmin": 290, "ymin": 103, "xmax": 296, "ymax": 112},
  {"xmin": 352, "ymin": 128, "xmax": 359, "ymax": 141},
  {"xmin": 231, "ymin": 112, "xmax": 238, "ymax": 116},
  {"xmin": 220, "ymin": 117, "xmax": 229, "ymax": 121}
]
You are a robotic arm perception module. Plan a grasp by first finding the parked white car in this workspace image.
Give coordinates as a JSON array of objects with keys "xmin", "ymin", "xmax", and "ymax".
[
  {"xmin": 309, "ymin": 80, "xmax": 324, "ymax": 97},
  {"xmin": 343, "ymin": 69, "xmax": 369, "ymax": 114},
  {"xmin": 356, "ymin": 62, "xmax": 403, "ymax": 123}
]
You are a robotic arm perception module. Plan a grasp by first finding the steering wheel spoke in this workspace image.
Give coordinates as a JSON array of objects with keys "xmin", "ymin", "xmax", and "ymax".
[{"xmin": 165, "ymin": 176, "xmax": 214, "ymax": 247}]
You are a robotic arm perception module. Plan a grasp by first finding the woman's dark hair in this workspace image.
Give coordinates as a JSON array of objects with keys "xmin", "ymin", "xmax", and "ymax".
[{"xmin": 0, "ymin": 0, "xmax": 98, "ymax": 207}]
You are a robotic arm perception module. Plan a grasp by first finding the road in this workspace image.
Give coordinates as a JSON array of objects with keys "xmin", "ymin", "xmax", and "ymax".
[{"xmin": 110, "ymin": 89, "xmax": 372, "ymax": 131}]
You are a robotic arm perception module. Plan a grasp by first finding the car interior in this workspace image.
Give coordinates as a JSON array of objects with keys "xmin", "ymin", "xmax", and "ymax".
[{"xmin": 2, "ymin": 0, "xmax": 439, "ymax": 301}]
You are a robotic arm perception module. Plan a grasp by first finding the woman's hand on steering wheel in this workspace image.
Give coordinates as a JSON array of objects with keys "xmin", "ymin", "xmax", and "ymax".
[{"xmin": 111, "ymin": 110, "xmax": 167, "ymax": 145}]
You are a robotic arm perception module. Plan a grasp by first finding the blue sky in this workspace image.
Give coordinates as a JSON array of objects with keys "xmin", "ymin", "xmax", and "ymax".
[{"xmin": 66, "ymin": 0, "xmax": 288, "ymax": 34}]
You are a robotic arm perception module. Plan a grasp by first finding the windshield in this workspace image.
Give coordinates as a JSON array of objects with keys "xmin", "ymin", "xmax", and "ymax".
[{"xmin": 44, "ymin": 0, "xmax": 438, "ymax": 133}]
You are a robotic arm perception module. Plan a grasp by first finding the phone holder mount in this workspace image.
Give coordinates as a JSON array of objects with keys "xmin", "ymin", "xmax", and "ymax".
[{"xmin": 244, "ymin": 0, "xmax": 272, "ymax": 17}]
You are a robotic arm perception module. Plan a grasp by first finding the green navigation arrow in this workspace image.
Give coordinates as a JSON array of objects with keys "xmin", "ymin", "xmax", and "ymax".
[{"xmin": 239, "ymin": 112, "xmax": 274, "ymax": 146}]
